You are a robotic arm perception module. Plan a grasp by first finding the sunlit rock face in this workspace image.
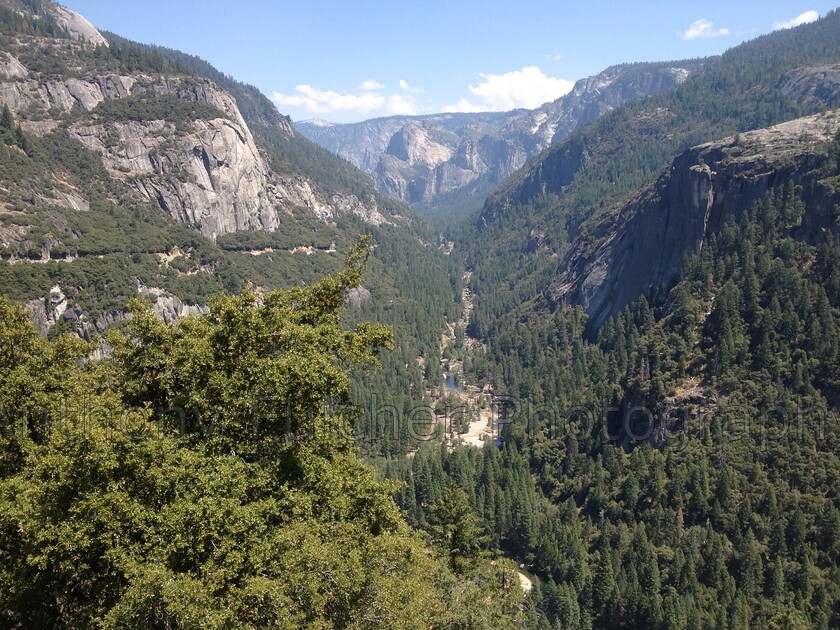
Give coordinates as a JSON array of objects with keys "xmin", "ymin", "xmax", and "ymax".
[
  {"xmin": 549, "ymin": 112, "xmax": 840, "ymax": 330},
  {"xmin": 298, "ymin": 62, "xmax": 702, "ymax": 208}
]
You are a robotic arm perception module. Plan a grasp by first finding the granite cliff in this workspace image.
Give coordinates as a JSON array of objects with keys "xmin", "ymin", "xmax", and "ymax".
[
  {"xmin": 0, "ymin": 3, "xmax": 390, "ymax": 241},
  {"xmin": 298, "ymin": 62, "xmax": 701, "ymax": 211},
  {"xmin": 549, "ymin": 111, "xmax": 840, "ymax": 329},
  {"xmin": 0, "ymin": 0, "xmax": 415, "ymax": 340}
]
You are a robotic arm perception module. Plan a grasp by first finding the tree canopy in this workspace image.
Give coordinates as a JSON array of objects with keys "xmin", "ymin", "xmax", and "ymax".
[{"xmin": 0, "ymin": 240, "xmax": 524, "ymax": 628}]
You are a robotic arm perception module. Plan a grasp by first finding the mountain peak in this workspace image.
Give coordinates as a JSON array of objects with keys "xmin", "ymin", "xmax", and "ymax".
[
  {"xmin": 300, "ymin": 117, "xmax": 334, "ymax": 128},
  {"xmin": 0, "ymin": 0, "xmax": 108, "ymax": 46},
  {"xmin": 49, "ymin": 3, "xmax": 108, "ymax": 46}
]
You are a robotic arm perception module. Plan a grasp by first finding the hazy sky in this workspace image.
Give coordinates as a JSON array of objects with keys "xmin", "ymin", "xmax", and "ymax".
[{"xmin": 62, "ymin": 1, "xmax": 839, "ymax": 123}]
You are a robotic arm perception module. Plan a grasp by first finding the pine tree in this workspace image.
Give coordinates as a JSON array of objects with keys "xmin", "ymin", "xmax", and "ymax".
[
  {"xmin": 0, "ymin": 104, "xmax": 13, "ymax": 132},
  {"xmin": 766, "ymin": 555, "xmax": 784, "ymax": 600},
  {"xmin": 592, "ymin": 536, "xmax": 617, "ymax": 623},
  {"xmin": 429, "ymin": 482, "xmax": 488, "ymax": 574},
  {"xmin": 735, "ymin": 530, "xmax": 763, "ymax": 599}
]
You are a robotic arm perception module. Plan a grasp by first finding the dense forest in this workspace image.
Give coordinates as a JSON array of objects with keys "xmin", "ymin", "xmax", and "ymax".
[
  {"xmin": 0, "ymin": 243, "xmax": 526, "ymax": 628},
  {"xmin": 379, "ymin": 146, "xmax": 840, "ymax": 628},
  {"xmin": 1, "ymin": 1, "xmax": 840, "ymax": 628}
]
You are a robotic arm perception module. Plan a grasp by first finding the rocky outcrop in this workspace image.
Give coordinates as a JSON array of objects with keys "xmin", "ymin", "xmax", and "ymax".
[
  {"xmin": 548, "ymin": 111, "xmax": 840, "ymax": 330},
  {"xmin": 25, "ymin": 282, "xmax": 207, "ymax": 340},
  {"xmin": 385, "ymin": 123, "xmax": 454, "ymax": 166},
  {"xmin": 0, "ymin": 52, "xmax": 27, "ymax": 79},
  {"xmin": 47, "ymin": 3, "xmax": 109, "ymax": 46},
  {"xmin": 24, "ymin": 285, "xmax": 68, "ymax": 334},
  {"xmin": 780, "ymin": 64, "xmax": 840, "ymax": 109},
  {"xmin": 0, "ymin": 0, "xmax": 400, "ymax": 345},
  {"xmin": 345, "ymin": 286, "xmax": 372, "ymax": 308},
  {"xmin": 298, "ymin": 61, "xmax": 703, "ymax": 209},
  {"xmin": 0, "ymin": 48, "xmax": 389, "ymax": 238},
  {"xmin": 375, "ymin": 123, "xmax": 459, "ymax": 204},
  {"xmin": 68, "ymin": 82, "xmax": 295, "ymax": 238},
  {"xmin": 1, "ymin": 69, "xmax": 134, "ymax": 121},
  {"xmin": 0, "ymin": 1, "xmax": 108, "ymax": 46}
]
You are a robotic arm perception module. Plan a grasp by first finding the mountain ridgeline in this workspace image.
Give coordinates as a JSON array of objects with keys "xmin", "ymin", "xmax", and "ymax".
[
  {"xmin": 298, "ymin": 60, "xmax": 703, "ymax": 219},
  {"xmin": 463, "ymin": 10, "xmax": 840, "ymax": 342},
  {"xmin": 1, "ymin": 1, "xmax": 840, "ymax": 629}
]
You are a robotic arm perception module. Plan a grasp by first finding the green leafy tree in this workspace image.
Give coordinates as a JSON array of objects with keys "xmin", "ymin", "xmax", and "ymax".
[
  {"xmin": 108, "ymin": 239, "xmax": 392, "ymax": 459},
  {"xmin": 0, "ymin": 241, "xmax": 511, "ymax": 628}
]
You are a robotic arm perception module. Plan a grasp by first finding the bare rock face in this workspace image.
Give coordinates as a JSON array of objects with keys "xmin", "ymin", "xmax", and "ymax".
[
  {"xmin": 298, "ymin": 117, "xmax": 407, "ymax": 173},
  {"xmin": 781, "ymin": 64, "xmax": 840, "ymax": 109},
  {"xmin": 0, "ymin": 52, "xmax": 27, "ymax": 79},
  {"xmin": 47, "ymin": 4, "xmax": 109, "ymax": 46},
  {"xmin": 66, "ymin": 78, "xmax": 286, "ymax": 239},
  {"xmin": 385, "ymin": 123, "xmax": 454, "ymax": 167},
  {"xmin": 136, "ymin": 285, "xmax": 208, "ymax": 325},
  {"xmin": 25, "ymin": 285, "xmax": 68, "ymax": 335},
  {"xmin": 2, "ymin": 71, "xmax": 135, "ymax": 122},
  {"xmin": 299, "ymin": 62, "xmax": 703, "ymax": 209},
  {"xmin": 0, "ymin": 56, "xmax": 388, "ymax": 237},
  {"xmin": 549, "ymin": 66, "xmax": 693, "ymax": 145},
  {"xmin": 377, "ymin": 123, "xmax": 461, "ymax": 204},
  {"xmin": 92, "ymin": 97, "xmax": 388, "ymax": 237},
  {"xmin": 25, "ymin": 282, "xmax": 207, "ymax": 342},
  {"xmin": 548, "ymin": 111, "xmax": 840, "ymax": 330},
  {"xmin": 345, "ymin": 286, "xmax": 372, "ymax": 308}
]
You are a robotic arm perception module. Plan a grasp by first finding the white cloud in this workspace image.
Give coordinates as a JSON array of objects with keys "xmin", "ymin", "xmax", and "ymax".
[
  {"xmin": 272, "ymin": 82, "xmax": 420, "ymax": 117},
  {"xmin": 272, "ymin": 85, "xmax": 385, "ymax": 115},
  {"xmin": 386, "ymin": 94, "xmax": 418, "ymax": 115},
  {"xmin": 442, "ymin": 98, "xmax": 488, "ymax": 113},
  {"xmin": 773, "ymin": 10, "xmax": 819, "ymax": 30},
  {"xmin": 444, "ymin": 66, "xmax": 574, "ymax": 113},
  {"xmin": 358, "ymin": 79, "xmax": 384, "ymax": 90},
  {"xmin": 549, "ymin": 53, "xmax": 564, "ymax": 61},
  {"xmin": 399, "ymin": 79, "xmax": 425, "ymax": 93},
  {"xmin": 680, "ymin": 19, "xmax": 730, "ymax": 40}
]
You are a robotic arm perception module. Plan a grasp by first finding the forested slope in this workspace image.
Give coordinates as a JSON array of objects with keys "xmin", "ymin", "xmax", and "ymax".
[
  {"xmin": 463, "ymin": 9, "xmax": 840, "ymax": 337},
  {"xmin": 0, "ymin": 0, "xmax": 460, "ymax": 455},
  {"xmin": 385, "ymin": 130, "xmax": 840, "ymax": 628},
  {"xmin": 0, "ymin": 244, "xmax": 527, "ymax": 628}
]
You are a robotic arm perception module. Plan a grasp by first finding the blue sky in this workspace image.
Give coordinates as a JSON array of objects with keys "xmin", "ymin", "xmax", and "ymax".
[{"xmin": 63, "ymin": 1, "xmax": 839, "ymax": 123}]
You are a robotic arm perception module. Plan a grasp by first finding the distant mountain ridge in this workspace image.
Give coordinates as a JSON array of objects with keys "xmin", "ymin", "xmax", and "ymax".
[
  {"xmin": 297, "ymin": 60, "xmax": 703, "ymax": 214},
  {"xmin": 0, "ymin": 0, "xmax": 450, "ymax": 333},
  {"xmin": 462, "ymin": 9, "xmax": 840, "ymax": 340}
]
